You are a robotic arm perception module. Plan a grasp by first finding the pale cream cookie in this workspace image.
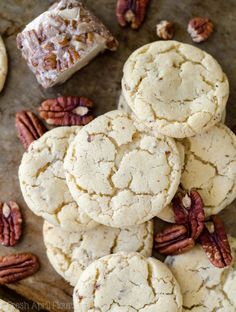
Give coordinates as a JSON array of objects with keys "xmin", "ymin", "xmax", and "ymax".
[
  {"xmin": 165, "ymin": 236, "xmax": 236, "ymax": 311},
  {"xmin": 157, "ymin": 123, "xmax": 236, "ymax": 222},
  {"xmin": 0, "ymin": 36, "xmax": 8, "ymax": 93},
  {"xmin": 0, "ymin": 299, "xmax": 19, "ymax": 312},
  {"xmin": 43, "ymin": 220, "xmax": 153, "ymax": 286},
  {"xmin": 122, "ymin": 40, "xmax": 229, "ymax": 138},
  {"xmin": 73, "ymin": 252, "xmax": 183, "ymax": 312},
  {"xmin": 19, "ymin": 126, "xmax": 97, "ymax": 231},
  {"xmin": 64, "ymin": 110, "xmax": 181, "ymax": 227}
]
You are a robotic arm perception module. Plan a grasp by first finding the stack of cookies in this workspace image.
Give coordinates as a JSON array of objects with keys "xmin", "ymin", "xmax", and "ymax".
[{"xmin": 18, "ymin": 40, "xmax": 236, "ymax": 311}]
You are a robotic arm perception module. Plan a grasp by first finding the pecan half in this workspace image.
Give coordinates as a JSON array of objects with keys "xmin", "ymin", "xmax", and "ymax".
[
  {"xmin": 187, "ymin": 17, "xmax": 214, "ymax": 43},
  {"xmin": 155, "ymin": 190, "xmax": 205, "ymax": 255},
  {"xmin": 38, "ymin": 96, "xmax": 94, "ymax": 126},
  {"xmin": 15, "ymin": 111, "xmax": 47, "ymax": 149},
  {"xmin": 116, "ymin": 0, "xmax": 149, "ymax": 29},
  {"xmin": 0, "ymin": 253, "xmax": 40, "ymax": 284},
  {"xmin": 155, "ymin": 224, "xmax": 195, "ymax": 255},
  {"xmin": 198, "ymin": 215, "xmax": 232, "ymax": 268},
  {"xmin": 156, "ymin": 20, "xmax": 175, "ymax": 40},
  {"xmin": 173, "ymin": 189, "xmax": 205, "ymax": 240},
  {"xmin": 0, "ymin": 201, "xmax": 22, "ymax": 247}
]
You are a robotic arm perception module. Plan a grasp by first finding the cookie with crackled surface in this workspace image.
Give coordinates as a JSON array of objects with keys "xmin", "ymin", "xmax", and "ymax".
[
  {"xmin": 43, "ymin": 220, "xmax": 153, "ymax": 286},
  {"xmin": 157, "ymin": 123, "xmax": 236, "ymax": 222},
  {"xmin": 64, "ymin": 110, "xmax": 181, "ymax": 227},
  {"xmin": 19, "ymin": 126, "xmax": 97, "ymax": 232},
  {"xmin": 73, "ymin": 252, "xmax": 182, "ymax": 312},
  {"xmin": 0, "ymin": 299, "xmax": 19, "ymax": 312},
  {"xmin": 165, "ymin": 236, "xmax": 236, "ymax": 312},
  {"xmin": 122, "ymin": 40, "xmax": 229, "ymax": 138},
  {"xmin": 0, "ymin": 36, "xmax": 7, "ymax": 93}
]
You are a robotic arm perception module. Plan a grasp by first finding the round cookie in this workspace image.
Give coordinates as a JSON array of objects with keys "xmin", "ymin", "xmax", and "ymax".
[
  {"xmin": 122, "ymin": 40, "xmax": 229, "ymax": 138},
  {"xmin": 0, "ymin": 36, "xmax": 7, "ymax": 92},
  {"xmin": 0, "ymin": 299, "xmax": 19, "ymax": 312},
  {"xmin": 19, "ymin": 126, "xmax": 97, "ymax": 232},
  {"xmin": 119, "ymin": 92, "xmax": 227, "ymax": 123},
  {"xmin": 43, "ymin": 220, "xmax": 154, "ymax": 286},
  {"xmin": 165, "ymin": 237, "xmax": 236, "ymax": 311},
  {"xmin": 73, "ymin": 252, "xmax": 182, "ymax": 311},
  {"xmin": 64, "ymin": 110, "xmax": 181, "ymax": 227},
  {"xmin": 157, "ymin": 123, "xmax": 236, "ymax": 222}
]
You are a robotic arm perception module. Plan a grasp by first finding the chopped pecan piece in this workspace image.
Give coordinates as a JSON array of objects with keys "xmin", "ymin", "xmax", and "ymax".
[
  {"xmin": 156, "ymin": 20, "xmax": 175, "ymax": 40},
  {"xmin": 155, "ymin": 224, "xmax": 195, "ymax": 255},
  {"xmin": 155, "ymin": 190, "xmax": 205, "ymax": 255},
  {"xmin": 187, "ymin": 17, "xmax": 214, "ymax": 43},
  {"xmin": 39, "ymin": 96, "xmax": 94, "ymax": 126},
  {"xmin": 15, "ymin": 111, "xmax": 47, "ymax": 149},
  {"xmin": 0, "ymin": 201, "xmax": 22, "ymax": 247},
  {"xmin": 0, "ymin": 253, "xmax": 40, "ymax": 284},
  {"xmin": 116, "ymin": 0, "xmax": 149, "ymax": 29},
  {"xmin": 198, "ymin": 215, "xmax": 232, "ymax": 268}
]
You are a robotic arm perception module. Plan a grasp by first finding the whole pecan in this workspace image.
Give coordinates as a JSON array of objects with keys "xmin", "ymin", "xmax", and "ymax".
[
  {"xmin": 155, "ymin": 190, "xmax": 205, "ymax": 255},
  {"xmin": 38, "ymin": 96, "xmax": 94, "ymax": 126},
  {"xmin": 155, "ymin": 224, "xmax": 195, "ymax": 255},
  {"xmin": 0, "ymin": 253, "xmax": 40, "ymax": 284},
  {"xmin": 187, "ymin": 17, "xmax": 214, "ymax": 43},
  {"xmin": 198, "ymin": 215, "xmax": 232, "ymax": 268},
  {"xmin": 0, "ymin": 201, "xmax": 22, "ymax": 247},
  {"xmin": 15, "ymin": 110, "xmax": 47, "ymax": 150},
  {"xmin": 116, "ymin": 0, "xmax": 149, "ymax": 29}
]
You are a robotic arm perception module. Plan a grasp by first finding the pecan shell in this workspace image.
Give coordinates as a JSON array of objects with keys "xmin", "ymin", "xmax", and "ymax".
[
  {"xmin": 39, "ymin": 96, "xmax": 94, "ymax": 126},
  {"xmin": 0, "ymin": 201, "xmax": 22, "ymax": 247},
  {"xmin": 155, "ymin": 224, "xmax": 195, "ymax": 255},
  {"xmin": 116, "ymin": 0, "xmax": 149, "ymax": 29},
  {"xmin": 0, "ymin": 253, "xmax": 40, "ymax": 284},
  {"xmin": 198, "ymin": 215, "xmax": 232, "ymax": 268},
  {"xmin": 187, "ymin": 17, "xmax": 214, "ymax": 43},
  {"xmin": 15, "ymin": 110, "xmax": 47, "ymax": 149}
]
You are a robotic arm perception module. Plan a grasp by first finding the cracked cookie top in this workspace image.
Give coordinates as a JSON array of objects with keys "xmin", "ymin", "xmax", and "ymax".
[
  {"xmin": 19, "ymin": 126, "xmax": 97, "ymax": 232},
  {"xmin": 158, "ymin": 123, "xmax": 236, "ymax": 222},
  {"xmin": 73, "ymin": 252, "xmax": 182, "ymax": 312},
  {"xmin": 165, "ymin": 236, "xmax": 236, "ymax": 311},
  {"xmin": 64, "ymin": 110, "xmax": 181, "ymax": 227},
  {"xmin": 43, "ymin": 220, "xmax": 153, "ymax": 286},
  {"xmin": 0, "ymin": 36, "xmax": 7, "ymax": 93},
  {"xmin": 0, "ymin": 299, "xmax": 19, "ymax": 312},
  {"xmin": 122, "ymin": 41, "xmax": 229, "ymax": 138}
]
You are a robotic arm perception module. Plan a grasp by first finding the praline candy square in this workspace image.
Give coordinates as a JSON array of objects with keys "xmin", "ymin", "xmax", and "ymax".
[{"xmin": 16, "ymin": 0, "xmax": 118, "ymax": 88}]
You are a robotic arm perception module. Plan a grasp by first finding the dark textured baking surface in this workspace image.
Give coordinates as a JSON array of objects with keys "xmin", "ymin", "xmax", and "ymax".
[{"xmin": 0, "ymin": 0, "xmax": 236, "ymax": 311}]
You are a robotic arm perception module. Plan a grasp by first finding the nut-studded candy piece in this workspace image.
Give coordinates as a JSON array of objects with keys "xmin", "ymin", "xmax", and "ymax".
[
  {"xmin": 188, "ymin": 17, "xmax": 214, "ymax": 43},
  {"xmin": 116, "ymin": 0, "xmax": 149, "ymax": 29},
  {"xmin": 0, "ymin": 201, "xmax": 22, "ymax": 247},
  {"xmin": 0, "ymin": 253, "xmax": 40, "ymax": 284},
  {"xmin": 198, "ymin": 215, "xmax": 232, "ymax": 268},
  {"xmin": 39, "ymin": 96, "xmax": 94, "ymax": 126},
  {"xmin": 16, "ymin": 0, "xmax": 118, "ymax": 88},
  {"xmin": 15, "ymin": 111, "xmax": 47, "ymax": 149}
]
